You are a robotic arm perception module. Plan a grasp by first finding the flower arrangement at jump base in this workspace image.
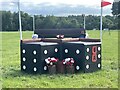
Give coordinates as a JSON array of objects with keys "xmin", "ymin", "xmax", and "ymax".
[
  {"xmin": 45, "ymin": 57, "xmax": 58, "ymax": 74},
  {"xmin": 62, "ymin": 58, "xmax": 75, "ymax": 74}
]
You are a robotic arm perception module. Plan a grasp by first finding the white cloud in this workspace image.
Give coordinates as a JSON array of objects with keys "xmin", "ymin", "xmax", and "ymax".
[
  {"xmin": 0, "ymin": 0, "xmax": 114, "ymax": 6},
  {"xmin": 0, "ymin": 0, "xmax": 114, "ymax": 15},
  {"xmin": 20, "ymin": 0, "xmax": 114, "ymax": 7},
  {"xmin": 114, "ymin": 0, "xmax": 120, "ymax": 2}
]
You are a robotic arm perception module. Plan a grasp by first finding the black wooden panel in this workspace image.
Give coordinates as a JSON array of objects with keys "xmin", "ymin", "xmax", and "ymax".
[
  {"xmin": 62, "ymin": 42, "xmax": 101, "ymax": 73},
  {"xmin": 62, "ymin": 43, "xmax": 85, "ymax": 72},
  {"xmin": 21, "ymin": 42, "xmax": 60, "ymax": 74},
  {"xmin": 84, "ymin": 44, "xmax": 101, "ymax": 73},
  {"xmin": 21, "ymin": 43, "xmax": 41, "ymax": 74},
  {"xmin": 34, "ymin": 28, "xmax": 85, "ymax": 38}
]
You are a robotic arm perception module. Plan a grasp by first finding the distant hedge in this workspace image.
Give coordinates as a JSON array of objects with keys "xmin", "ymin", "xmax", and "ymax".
[{"xmin": 1, "ymin": 11, "xmax": 118, "ymax": 31}]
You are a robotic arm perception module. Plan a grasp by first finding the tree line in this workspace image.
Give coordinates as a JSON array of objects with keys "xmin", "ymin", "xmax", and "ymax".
[{"xmin": 1, "ymin": 10, "xmax": 118, "ymax": 31}]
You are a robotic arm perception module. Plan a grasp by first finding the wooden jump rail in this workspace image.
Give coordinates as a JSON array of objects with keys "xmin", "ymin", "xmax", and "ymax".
[
  {"xmin": 22, "ymin": 38, "xmax": 101, "ymax": 43},
  {"xmin": 22, "ymin": 38, "xmax": 42, "ymax": 43}
]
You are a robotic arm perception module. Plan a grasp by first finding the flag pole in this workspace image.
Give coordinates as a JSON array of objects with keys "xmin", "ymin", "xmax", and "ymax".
[
  {"xmin": 100, "ymin": 0, "xmax": 111, "ymax": 43},
  {"xmin": 32, "ymin": 15, "xmax": 35, "ymax": 31},
  {"xmin": 100, "ymin": 0, "xmax": 103, "ymax": 43},
  {"xmin": 18, "ymin": 0, "xmax": 22, "ymax": 40},
  {"xmin": 83, "ymin": 14, "xmax": 86, "ymax": 29}
]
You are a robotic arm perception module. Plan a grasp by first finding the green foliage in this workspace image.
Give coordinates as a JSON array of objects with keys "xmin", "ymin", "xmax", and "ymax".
[
  {"xmin": 111, "ymin": 1, "xmax": 120, "ymax": 29},
  {"xmin": 2, "ymin": 11, "xmax": 13, "ymax": 31},
  {"xmin": 1, "ymin": 11, "xmax": 118, "ymax": 31},
  {"xmin": 1, "ymin": 30, "xmax": 118, "ymax": 88},
  {"xmin": 111, "ymin": 1, "xmax": 119, "ymax": 16}
]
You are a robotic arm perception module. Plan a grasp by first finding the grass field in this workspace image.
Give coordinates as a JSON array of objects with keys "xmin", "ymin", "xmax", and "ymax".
[{"xmin": 1, "ymin": 30, "xmax": 118, "ymax": 88}]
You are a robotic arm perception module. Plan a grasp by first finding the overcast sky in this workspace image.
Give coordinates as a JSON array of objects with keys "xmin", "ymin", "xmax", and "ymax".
[{"xmin": 0, "ymin": 0, "xmax": 114, "ymax": 16}]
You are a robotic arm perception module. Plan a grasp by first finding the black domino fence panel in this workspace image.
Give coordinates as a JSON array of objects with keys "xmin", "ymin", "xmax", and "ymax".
[
  {"xmin": 62, "ymin": 42, "xmax": 85, "ymax": 72},
  {"xmin": 40, "ymin": 44, "xmax": 60, "ymax": 73},
  {"xmin": 84, "ymin": 44, "xmax": 101, "ymax": 73},
  {"xmin": 34, "ymin": 28, "xmax": 85, "ymax": 38},
  {"xmin": 62, "ymin": 42, "xmax": 102, "ymax": 73},
  {"xmin": 21, "ymin": 43, "xmax": 41, "ymax": 74},
  {"xmin": 21, "ymin": 42, "xmax": 60, "ymax": 74}
]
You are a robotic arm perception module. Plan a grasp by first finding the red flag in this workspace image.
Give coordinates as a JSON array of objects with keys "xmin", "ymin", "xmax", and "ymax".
[{"xmin": 101, "ymin": 0, "xmax": 111, "ymax": 7}]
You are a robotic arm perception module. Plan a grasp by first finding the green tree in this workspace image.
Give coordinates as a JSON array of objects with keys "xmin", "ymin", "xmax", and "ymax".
[
  {"xmin": 12, "ymin": 12, "xmax": 19, "ymax": 30},
  {"xmin": 2, "ymin": 11, "xmax": 12, "ymax": 31},
  {"xmin": 21, "ymin": 11, "xmax": 32, "ymax": 31},
  {"xmin": 102, "ymin": 17, "xmax": 113, "ymax": 29},
  {"xmin": 85, "ymin": 15, "xmax": 99, "ymax": 30},
  {"xmin": 111, "ymin": 1, "xmax": 118, "ymax": 16},
  {"xmin": 1, "ymin": 10, "xmax": 118, "ymax": 31},
  {"xmin": 43, "ymin": 15, "xmax": 57, "ymax": 29},
  {"xmin": 35, "ymin": 15, "xmax": 45, "ymax": 29}
]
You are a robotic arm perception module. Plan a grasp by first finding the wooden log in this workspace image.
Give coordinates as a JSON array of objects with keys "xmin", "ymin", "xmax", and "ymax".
[
  {"xmin": 41, "ymin": 38, "xmax": 80, "ymax": 43},
  {"xmin": 21, "ymin": 38, "xmax": 100, "ymax": 43},
  {"xmin": 22, "ymin": 38, "xmax": 41, "ymax": 43},
  {"xmin": 41, "ymin": 38, "xmax": 101, "ymax": 43}
]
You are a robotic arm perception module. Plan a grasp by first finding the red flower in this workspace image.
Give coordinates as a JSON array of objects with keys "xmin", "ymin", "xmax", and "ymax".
[
  {"xmin": 50, "ymin": 59, "xmax": 58, "ymax": 63},
  {"xmin": 71, "ymin": 59, "xmax": 74, "ymax": 64},
  {"xmin": 66, "ymin": 62, "xmax": 71, "ymax": 65},
  {"xmin": 45, "ymin": 57, "xmax": 58, "ymax": 66},
  {"xmin": 62, "ymin": 58, "xmax": 75, "ymax": 65}
]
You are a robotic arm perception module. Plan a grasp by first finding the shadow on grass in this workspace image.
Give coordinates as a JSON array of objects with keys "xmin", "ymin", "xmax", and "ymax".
[
  {"xmin": 2, "ymin": 70, "xmax": 99, "ymax": 79},
  {"xmin": 2, "ymin": 68, "xmax": 88, "ymax": 79},
  {"xmin": 3, "ymin": 70, "xmax": 30, "ymax": 78},
  {"xmin": 2, "ymin": 66, "xmax": 105, "ymax": 81}
]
